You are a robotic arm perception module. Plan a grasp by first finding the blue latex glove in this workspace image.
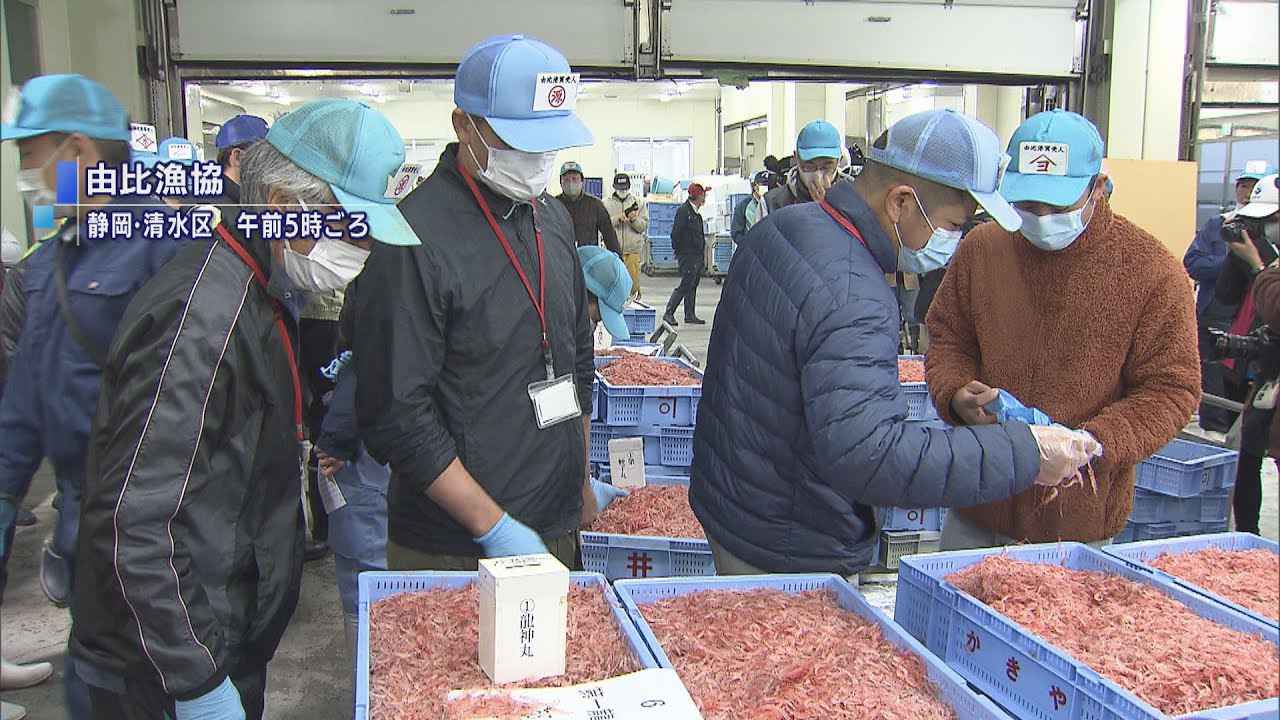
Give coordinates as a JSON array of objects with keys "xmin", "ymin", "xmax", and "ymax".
[
  {"xmin": 0, "ymin": 499, "xmax": 15, "ymax": 558},
  {"xmin": 590, "ymin": 479, "xmax": 629, "ymax": 513},
  {"xmin": 173, "ymin": 677, "xmax": 245, "ymax": 720},
  {"xmin": 474, "ymin": 512, "xmax": 549, "ymax": 558},
  {"xmin": 985, "ymin": 389, "xmax": 1053, "ymax": 426}
]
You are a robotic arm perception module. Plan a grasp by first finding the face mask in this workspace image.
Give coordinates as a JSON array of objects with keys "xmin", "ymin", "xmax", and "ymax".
[
  {"xmin": 465, "ymin": 116, "xmax": 557, "ymax": 201},
  {"xmin": 563, "ymin": 180, "xmax": 583, "ymax": 198},
  {"xmin": 1016, "ymin": 194, "xmax": 1096, "ymax": 252},
  {"xmin": 282, "ymin": 237, "xmax": 369, "ymax": 293},
  {"xmin": 16, "ymin": 137, "xmax": 75, "ymax": 213},
  {"xmin": 895, "ymin": 190, "xmax": 961, "ymax": 274}
]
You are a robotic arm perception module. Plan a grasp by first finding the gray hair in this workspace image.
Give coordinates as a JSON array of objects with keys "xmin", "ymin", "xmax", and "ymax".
[{"xmin": 239, "ymin": 141, "xmax": 335, "ymax": 207}]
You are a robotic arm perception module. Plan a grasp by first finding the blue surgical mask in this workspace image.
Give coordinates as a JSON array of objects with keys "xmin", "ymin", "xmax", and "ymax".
[
  {"xmin": 1016, "ymin": 193, "xmax": 1097, "ymax": 252},
  {"xmin": 895, "ymin": 190, "xmax": 961, "ymax": 274}
]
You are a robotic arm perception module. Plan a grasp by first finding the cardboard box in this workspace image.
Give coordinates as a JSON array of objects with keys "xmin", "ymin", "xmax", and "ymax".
[{"xmin": 478, "ymin": 554, "xmax": 570, "ymax": 685}]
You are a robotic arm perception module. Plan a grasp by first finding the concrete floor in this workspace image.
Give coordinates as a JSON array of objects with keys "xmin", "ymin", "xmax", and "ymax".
[{"xmin": 4, "ymin": 270, "xmax": 1278, "ymax": 719}]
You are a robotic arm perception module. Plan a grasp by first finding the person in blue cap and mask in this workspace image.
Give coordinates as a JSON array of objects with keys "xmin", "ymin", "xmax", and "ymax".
[
  {"xmin": 213, "ymin": 114, "xmax": 268, "ymax": 204},
  {"xmin": 0, "ymin": 74, "xmax": 189, "ymax": 718},
  {"xmin": 927, "ymin": 109, "xmax": 1200, "ymax": 550},
  {"xmin": 691, "ymin": 108, "xmax": 1101, "ymax": 578},
  {"xmin": 69, "ymin": 98, "xmax": 412, "ymax": 720},
  {"xmin": 352, "ymin": 34, "xmax": 598, "ymax": 572},
  {"xmin": 764, "ymin": 119, "xmax": 851, "ymax": 212},
  {"xmin": 578, "ymin": 244, "xmax": 633, "ymax": 347}
]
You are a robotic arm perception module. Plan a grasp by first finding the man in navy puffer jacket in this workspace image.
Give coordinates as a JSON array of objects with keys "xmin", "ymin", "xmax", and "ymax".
[{"xmin": 691, "ymin": 109, "xmax": 1101, "ymax": 576}]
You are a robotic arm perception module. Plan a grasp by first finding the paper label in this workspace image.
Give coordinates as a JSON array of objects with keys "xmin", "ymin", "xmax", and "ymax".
[
  {"xmin": 130, "ymin": 123, "xmax": 158, "ymax": 153},
  {"xmin": 1244, "ymin": 159, "xmax": 1269, "ymax": 175},
  {"xmin": 1017, "ymin": 141, "xmax": 1068, "ymax": 176},
  {"xmin": 448, "ymin": 668, "xmax": 703, "ymax": 720},
  {"xmin": 607, "ymin": 438, "xmax": 647, "ymax": 489},
  {"xmin": 529, "ymin": 375, "xmax": 580, "ymax": 429},
  {"xmin": 532, "ymin": 73, "xmax": 580, "ymax": 112},
  {"xmin": 387, "ymin": 162, "xmax": 423, "ymax": 199},
  {"xmin": 166, "ymin": 143, "xmax": 194, "ymax": 161}
]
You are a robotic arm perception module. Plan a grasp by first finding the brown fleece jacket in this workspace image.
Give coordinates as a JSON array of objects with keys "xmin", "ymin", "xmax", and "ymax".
[{"xmin": 925, "ymin": 199, "xmax": 1200, "ymax": 542}]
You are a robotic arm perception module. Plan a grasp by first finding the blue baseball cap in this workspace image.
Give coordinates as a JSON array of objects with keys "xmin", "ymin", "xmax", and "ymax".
[
  {"xmin": 796, "ymin": 120, "xmax": 842, "ymax": 162},
  {"xmin": 455, "ymin": 34, "xmax": 593, "ymax": 153},
  {"xmin": 1001, "ymin": 110, "xmax": 1104, "ymax": 208},
  {"xmin": 870, "ymin": 108, "xmax": 1020, "ymax": 232},
  {"xmin": 1, "ymin": 74, "xmax": 130, "ymax": 143},
  {"xmin": 266, "ymin": 99, "xmax": 418, "ymax": 247},
  {"xmin": 578, "ymin": 246, "xmax": 632, "ymax": 342},
  {"xmin": 215, "ymin": 114, "xmax": 268, "ymax": 150},
  {"xmin": 136, "ymin": 136, "xmax": 199, "ymax": 168}
]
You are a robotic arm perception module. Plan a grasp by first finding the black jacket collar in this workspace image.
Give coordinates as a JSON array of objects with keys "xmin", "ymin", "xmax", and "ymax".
[{"xmin": 824, "ymin": 180, "xmax": 897, "ymax": 274}]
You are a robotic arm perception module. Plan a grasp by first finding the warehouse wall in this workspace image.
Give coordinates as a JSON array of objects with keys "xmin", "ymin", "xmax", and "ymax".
[
  {"xmin": 721, "ymin": 83, "xmax": 771, "ymax": 126},
  {"xmin": 1107, "ymin": 0, "xmax": 1189, "ymax": 160}
]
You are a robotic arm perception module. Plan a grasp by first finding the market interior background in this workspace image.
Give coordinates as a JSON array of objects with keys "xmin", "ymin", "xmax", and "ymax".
[{"xmin": 1, "ymin": 0, "xmax": 1278, "ymax": 716}]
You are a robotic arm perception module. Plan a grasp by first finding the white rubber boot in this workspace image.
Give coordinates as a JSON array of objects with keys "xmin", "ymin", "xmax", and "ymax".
[
  {"xmin": 0, "ymin": 657, "xmax": 54, "ymax": 690},
  {"xmin": 1, "ymin": 700, "xmax": 29, "ymax": 720}
]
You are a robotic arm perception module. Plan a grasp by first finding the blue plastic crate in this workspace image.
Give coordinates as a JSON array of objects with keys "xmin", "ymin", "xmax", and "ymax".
[
  {"xmin": 584, "ymin": 176, "xmax": 604, "ymax": 199},
  {"xmin": 1199, "ymin": 490, "xmax": 1231, "ymax": 523},
  {"xmin": 1128, "ymin": 488, "xmax": 1229, "ymax": 524},
  {"xmin": 899, "ymin": 354, "xmax": 940, "ymax": 421},
  {"xmin": 615, "ymin": 574, "xmax": 1016, "ymax": 720},
  {"xmin": 880, "ymin": 506, "xmax": 946, "ymax": 532},
  {"xmin": 896, "ymin": 543, "xmax": 1279, "ymax": 720},
  {"xmin": 1133, "ymin": 520, "xmax": 1179, "ymax": 541},
  {"xmin": 1135, "ymin": 440, "xmax": 1238, "ymax": 498},
  {"xmin": 1103, "ymin": 532, "xmax": 1280, "ymax": 629},
  {"xmin": 711, "ymin": 239, "xmax": 734, "ymax": 273},
  {"xmin": 647, "ymin": 201, "xmax": 680, "ymax": 224},
  {"xmin": 581, "ymin": 475, "xmax": 713, "ymax": 581},
  {"xmin": 589, "ymin": 424, "xmax": 694, "ymax": 467},
  {"xmin": 595, "ymin": 356, "xmax": 702, "ymax": 427},
  {"xmin": 355, "ymin": 571, "xmax": 657, "ymax": 720},
  {"xmin": 621, "ymin": 302, "xmax": 657, "ymax": 337},
  {"xmin": 597, "ymin": 464, "xmax": 689, "ymax": 485}
]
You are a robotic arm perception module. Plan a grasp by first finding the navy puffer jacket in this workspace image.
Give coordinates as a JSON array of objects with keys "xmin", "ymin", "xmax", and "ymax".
[{"xmin": 690, "ymin": 181, "xmax": 1041, "ymax": 575}]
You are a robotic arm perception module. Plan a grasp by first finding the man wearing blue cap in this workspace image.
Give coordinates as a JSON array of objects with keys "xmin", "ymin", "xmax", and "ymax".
[
  {"xmin": 691, "ymin": 109, "xmax": 1100, "ymax": 577},
  {"xmin": 353, "ymin": 34, "xmax": 598, "ymax": 572},
  {"xmin": 213, "ymin": 114, "xmax": 268, "ymax": 204},
  {"xmin": 0, "ymin": 73, "xmax": 190, "ymax": 717},
  {"xmin": 70, "ymin": 98, "xmax": 409, "ymax": 719},
  {"xmin": 578, "ymin": 245, "xmax": 633, "ymax": 346},
  {"xmin": 764, "ymin": 119, "xmax": 851, "ymax": 212},
  {"xmin": 927, "ymin": 110, "xmax": 1199, "ymax": 549}
]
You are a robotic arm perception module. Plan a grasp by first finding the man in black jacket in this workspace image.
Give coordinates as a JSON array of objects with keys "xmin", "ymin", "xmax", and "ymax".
[
  {"xmin": 557, "ymin": 160, "xmax": 622, "ymax": 256},
  {"xmin": 353, "ymin": 34, "xmax": 599, "ymax": 572},
  {"xmin": 664, "ymin": 182, "xmax": 709, "ymax": 326},
  {"xmin": 70, "ymin": 98, "xmax": 403, "ymax": 719}
]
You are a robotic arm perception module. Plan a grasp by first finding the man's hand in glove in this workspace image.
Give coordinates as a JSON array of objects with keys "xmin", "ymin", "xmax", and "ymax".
[{"xmin": 174, "ymin": 677, "xmax": 245, "ymax": 720}]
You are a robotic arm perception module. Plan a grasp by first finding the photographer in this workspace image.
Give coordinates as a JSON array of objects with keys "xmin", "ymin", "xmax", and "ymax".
[{"xmin": 1214, "ymin": 173, "xmax": 1279, "ymax": 535}]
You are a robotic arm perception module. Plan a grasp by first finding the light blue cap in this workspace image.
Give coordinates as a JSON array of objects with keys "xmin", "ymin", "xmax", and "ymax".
[
  {"xmin": 1001, "ymin": 110, "xmax": 1104, "ymax": 208},
  {"xmin": 578, "ymin": 246, "xmax": 632, "ymax": 342},
  {"xmin": 796, "ymin": 120, "xmax": 842, "ymax": 162},
  {"xmin": 870, "ymin": 108, "xmax": 1020, "ymax": 232},
  {"xmin": 455, "ymin": 34, "xmax": 593, "ymax": 153},
  {"xmin": 266, "ymin": 99, "xmax": 419, "ymax": 246},
  {"xmin": 2, "ymin": 74, "xmax": 130, "ymax": 143},
  {"xmin": 136, "ymin": 136, "xmax": 198, "ymax": 168}
]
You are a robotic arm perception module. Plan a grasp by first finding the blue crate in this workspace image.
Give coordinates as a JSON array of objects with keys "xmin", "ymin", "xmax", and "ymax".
[
  {"xmin": 584, "ymin": 176, "xmax": 604, "ymax": 199},
  {"xmin": 597, "ymin": 464, "xmax": 689, "ymax": 485},
  {"xmin": 1133, "ymin": 520, "xmax": 1179, "ymax": 541},
  {"xmin": 880, "ymin": 506, "xmax": 946, "ymax": 532},
  {"xmin": 1104, "ymin": 532, "xmax": 1280, "ymax": 629},
  {"xmin": 581, "ymin": 475, "xmax": 713, "ymax": 581},
  {"xmin": 595, "ymin": 356, "xmax": 702, "ymax": 427},
  {"xmin": 1127, "ymin": 488, "xmax": 1230, "ymax": 524},
  {"xmin": 589, "ymin": 424, "xmax": 694, "ymax": 467},
  {"xmin": 647, "ymin": 201, "xmax": 680, "ymax": 224},
  {"xmin": 615, "ymin": 574, "xmax": 1016, "ymax": 720},
  {"xmin": 899, "ymin": 354, "xmax": 941, "ymax": 421},
  {"xmin": 621, "ymin": 302, "xmax": 657, "ymax": 337},
  {"xmin": 355, "ymin": 571, "xmax": 656, "ymax": 720},
  {"xmin": 1199, "ymin": 490, "xmax": 1231, "ymax": 523},
  {"xmin": 711, "ymin": 239, "xmax": 734, "ymax": 273},
  {"xmin": 1135, "ymin": 440, "xmax": 1238, "ymax": 498},
  {"xmin": 896, "ymin": 543, "xmax": 1279, "ymax": 720}
]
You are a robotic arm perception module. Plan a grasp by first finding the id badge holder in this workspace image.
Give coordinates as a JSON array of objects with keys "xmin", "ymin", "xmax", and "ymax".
[{"xmin": 528, "ymin": 348, "xmax": 581, "ymax": 429}]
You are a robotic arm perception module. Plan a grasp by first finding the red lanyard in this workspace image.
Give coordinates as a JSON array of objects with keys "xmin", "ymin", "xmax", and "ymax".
[
  {"xmin": 458, "ymin": 161, "xmax": 555, "ymax": 375},
  {"xmin": 819, "ymin": 199, "xmax": 868, "ymax": 249},
  {"xmin": 214, "ymin": 224, "xmax": 305, "ymax": 441}
]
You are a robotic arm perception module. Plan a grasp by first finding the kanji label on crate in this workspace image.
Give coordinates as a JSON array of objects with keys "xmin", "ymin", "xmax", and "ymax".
[
  {"xmin": 478, "ymin": 554, "xmax": 569, "ymax": 685},
  {"xmin": 608, "ymin": 438, "xmax": 646, "ymax": 489},
  {"xmin": 130, "ymin": 123, "xmax": 157, "ymax": 153},
  {"xmin": 447, "ymin": 668, "xmax": 703, "ymax": 719}
]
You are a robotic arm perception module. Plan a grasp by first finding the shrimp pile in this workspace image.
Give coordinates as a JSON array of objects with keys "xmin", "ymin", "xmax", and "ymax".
[
  {"xmin": 443, "ymin": 695, "xmax": 549, "ymax": 720},
  {"xmin": 369, "ymin": 584, "xmax": 641, "ymax": 720},
  {"xmin": 1150, "ymin": 548, "xmax": 1280, "ymax": 622},
  {"xmin": 594, "ymin": 347, "xmax": 645, "ymax": 358},
  {"xmin": 589, "ymin": 484, "xmax": 705, "ymax": 539},
  {"xmin": 638, "ymin": 588, "xmax": 958, "ymax": 720},
  {"xmin": 599, "ymin": 355, "xmax": 699, "ymax": 386},
  {"xmin": 898, "ymin": 358, "xmax": 926, "ymax": 383},
  {"xmin": 948, "ymin": 555, "xmax": 1280, "ymax": 715}
]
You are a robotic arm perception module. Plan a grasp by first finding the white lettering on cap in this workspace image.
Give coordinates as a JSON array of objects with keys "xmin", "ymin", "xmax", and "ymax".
[
  {"xmin": 1018, "ymin": 141, "xmax": 1068, "ymax": 176},
  {"xmin": 533, "ymin": 73, "xmax": 579, "ymax": 112}
]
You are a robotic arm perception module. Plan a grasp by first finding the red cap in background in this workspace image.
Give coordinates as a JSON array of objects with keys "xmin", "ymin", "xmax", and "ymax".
[{"xmin": 687, "ymin": 183, "xmax": 707, "ymax": 200}]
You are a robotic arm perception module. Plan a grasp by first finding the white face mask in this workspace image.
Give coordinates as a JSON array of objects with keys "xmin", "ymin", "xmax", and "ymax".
[
  {"xmin": 465, "ymin": 116, "xmax": 557, "ymax": 201},
  {"xmin": 562, "ymin": 179, "xmax": 584, "ymax": 198},
  {"xmin": 1016, "ymin": 194, "xmax": 1097, "ymax": 252},
  {"xmin": 16, "ymin": 137, "xmax": 75, "ymax": 216},
  {"xmin": 282, "ymin": 237, "xmax": 369, "ymax": 293}
]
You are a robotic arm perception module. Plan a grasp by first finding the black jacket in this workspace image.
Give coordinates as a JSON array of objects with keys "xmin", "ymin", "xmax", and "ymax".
[
  {"xmin": 556, "ymin": 191, "xmax": 621, "ymax": 256},
  {"xmin": 1215, "ymin": 220, "xmax": 1278, "ymax": 309},
  {"xmin": 672, "ymin": 200, "xmax": 706, "ymax": 261},
  {"xmin": 71, "ymin": 216, "xmax": 304, "ymax": 700},
  {"xmin": 354, "ymin": 144, "xmax": 594, "ymax": 555},
  {"xmin": 765, "ymin": 174, "xmax": 855, "ymax": 213},
  {"xmin": 0, "ymin": 260, "xmax": 22, "ymax": 383}
]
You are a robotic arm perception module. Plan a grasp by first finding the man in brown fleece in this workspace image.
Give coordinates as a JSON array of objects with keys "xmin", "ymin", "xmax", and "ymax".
[{"xmin": 926, "ymin": 110, "xmax": 1200, "ymax": 548}]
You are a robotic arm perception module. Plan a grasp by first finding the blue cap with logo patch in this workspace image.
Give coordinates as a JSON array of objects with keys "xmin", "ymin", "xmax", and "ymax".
[
  {"xmin": 1, "ymin": 74, "xmax": 130, "ymax": 143},
  {"xmin": 455, "ymin": 34, "xmax": 593, "ymax": 153},
  {"xmin": 1001, "ymin": 110, "xmax": 1104, "ymax": 208}
]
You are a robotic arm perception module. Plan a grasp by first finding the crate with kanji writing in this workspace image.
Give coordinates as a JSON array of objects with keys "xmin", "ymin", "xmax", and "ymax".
[
  {"xmin": 1134, "ymin": 440, "xmax": 1238, "ymax": 498},
  {"xmin": 589, "ymin": 424, "xmax": 694, "ymax": 467},
  {"xmin": 614, "ymin": 574, "xmax": 1016, "ymax": 720},
  {"xmin": 895, "ymin": 543, "xmax": 1279, "ymax": 720},
  {"xmin": 595, "ymin": 356, "xmax": 702, "ymax": 428},
  {"xmin": 580, "ymin": 475, "xmax": 713, "ymax": 582},
  {"xmin": 879, "ymin": 506, "xmax": 947, "ymax": 532}
]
